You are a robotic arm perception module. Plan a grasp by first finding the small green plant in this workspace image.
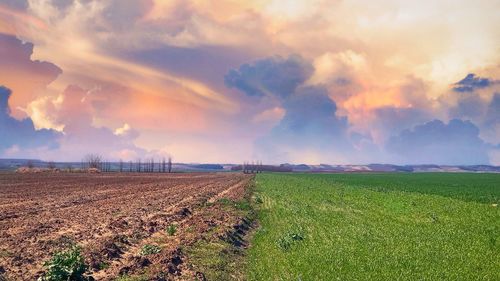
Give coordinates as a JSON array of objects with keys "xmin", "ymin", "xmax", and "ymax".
[
  {"xmin": 140, "ymin": 244, "xmax": 161, "ymax": 256},
  {"xmin": 96, "ymin": 262, "xmax": 109, "ymax": 270},
  {"xmin": 218, "ymin": 198, "xmax": 251, "ymax": 211},
  {"xmin": 276, "ymin": 229, "xmax": 305, "ymax": 251},
  {"xmin": 115, "ymin": 274, "xmax": 149, "ymax": 281},
  {"xmin": 234, "ymin": 200, "xmax": 251, "ymax": 211},
  {"xmin": 185, "ymin": 226, "xmax": 195, "ymax": 233},
  {"xmin": 218, "ymin": 198, "xmax": 232, "ymax": 206},
  {"xmin": 38, "ymin": 245, "xmax": 93, "ymax": 281},
  {"xmin": 166, "ymin": 224, "xmax": 177, "ymax": 236},
  {"xmin": 0, "ymin": 249, "xmax": 12, "ymax": 258},
  {"xmin": 430, "ymin": 212, "xmax": 439, "ymax": 223},
  {"xmin": 254, "ymin": 195, "xmax": 263, "ymax": 204}
]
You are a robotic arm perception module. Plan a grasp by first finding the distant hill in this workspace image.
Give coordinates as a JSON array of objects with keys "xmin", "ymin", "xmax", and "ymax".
[
  {"xmin": 286, "ymin": 163, "xmax": 500, "ymax": 173},
  {"xmin": 0, "ymin": 159, "xmax": 43, "ymax": 171},
  {"xmin": 1, "ymin": 159, "xmax": 498, "ymax": 173}
]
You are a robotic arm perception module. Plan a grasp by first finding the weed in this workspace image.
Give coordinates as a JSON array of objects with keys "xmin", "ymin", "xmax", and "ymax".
[
  {"xmin": 166, "ymin": 224, "xmax": 177, "ymax": 236},
  {"xmin": 96, "ymin": 262, "xmax": 109, "ymax": 270},
  {"xmin": 254, "ymin": 195, "xmax": 263, "ymax": 204},
  {"xmin": 0, "ymin": 249, "xmax": 12, "ymax": 258},
  {"xmin": 276, "ymin": 228, "xmax": 305, "ymax": 251},
  {"xmin": 37, "ymin": 245, "xmax": 93, "ymax": 281},
  {"xmin": 140, "ymin": 244, "xmax": 161, "ymax": 256},
  {"xmin": 218, "ymin": 198, "xmax": 251, "ymax": 211},
  {"xmin": 218, "ymin": 198, "xmax": 232, "ymax": 206},
  {"xmin": 430, "ymin": 212, "xmax": 439, "ymax": 223},
  {"xmin": 115, "ymin": 274, "xmax": 148, "ymax": 281},
  {"xmin": 234, "ymin": 200, "xmax": 251, "ymax": 211}
]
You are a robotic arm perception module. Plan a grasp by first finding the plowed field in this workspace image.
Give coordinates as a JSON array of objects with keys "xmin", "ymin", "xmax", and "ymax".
[{"xmin": 0, "ymin": 172, "xmax": 253, "ymax": 280}]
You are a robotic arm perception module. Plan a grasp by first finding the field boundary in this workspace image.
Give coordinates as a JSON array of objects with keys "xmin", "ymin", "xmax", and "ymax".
[{"xmin": 181, "ymin": 177, "xmax": 258, "ymax": 280}]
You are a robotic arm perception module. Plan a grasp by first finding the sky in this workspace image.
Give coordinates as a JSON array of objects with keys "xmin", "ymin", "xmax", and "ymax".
[{"xmin": 0, "ymin": 0, "xmax": 499, "ymax": 165}]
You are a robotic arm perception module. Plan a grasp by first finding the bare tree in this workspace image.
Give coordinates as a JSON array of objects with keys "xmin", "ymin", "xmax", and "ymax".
[
  {"xmin": 84, "ymin": 154, "xmax": 102, "ymax": 169},
  {"xmin": 47, "ymin": 161, "xmax": 56, "ymax": 169},
  {"xmin": 26, "ymin": 160, "xmax": 34, "ymax": 169},
  {"xmin": 119, "ymin": 159, "xmax": 124, "ymax": 173},
  {"xmin": 168, "ymin": 157, "xmax": 172, "ymax": 173},
  {"xmin": 136, "ymin": 159, "xmax": 142, "ymax": 172},
  {"xmin": 129, "ymin": 161, "xmax": 133, "ymax": 172},
  {"xmin": 66, "ymin": 164, "xmax": 73, "ymax": 172}
]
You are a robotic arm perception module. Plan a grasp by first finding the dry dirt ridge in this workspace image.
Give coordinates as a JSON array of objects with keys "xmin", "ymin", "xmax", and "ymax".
[{"xmin": 0, "ymin": 172, "xmax": 253, "ymax": 280}]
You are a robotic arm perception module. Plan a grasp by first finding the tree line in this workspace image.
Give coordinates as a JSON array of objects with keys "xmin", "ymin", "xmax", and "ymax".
[{"xmin": 81, "ymin": 154, "xmax": 173, "ymax": 173}]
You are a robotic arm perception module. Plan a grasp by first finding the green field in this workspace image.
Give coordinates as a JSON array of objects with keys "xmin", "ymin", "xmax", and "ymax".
[{"xmin": 248, "ymin": 173, "xmax": 500, "ymax": 280}]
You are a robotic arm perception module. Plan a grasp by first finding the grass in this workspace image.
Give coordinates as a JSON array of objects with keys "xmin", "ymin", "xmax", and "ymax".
[
  {"xmin": 185, "ymin": 240, "xmax": 247, "ymax": 281},
  {"xmin": 139, "ymin": 244, "xmax": 161, "ymax": 256},
  {"xmin": 166, "ymin": 224, "xmax": 177, "ymax": 236},
  {"xmin": 115, "ymin": 274, "xmax": 149, "ymax": 281},
  {"xmin": 185, "ymin": 184, "xmax": 256, "ymax": 280},
  {"xmin": 219, "ymin": 197, "xmax": 253, "ymax": 211},
  {"xmin": 248, "ymin": 173, "xmax": 500, "ymax": 280}
]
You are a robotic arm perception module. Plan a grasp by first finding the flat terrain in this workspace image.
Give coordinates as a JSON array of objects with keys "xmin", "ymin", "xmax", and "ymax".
[
  {"xmin": 0, "ymin": 172, "xmax": 253, "ymax": 280},
  {"xmin": 249, "ymin": 173, "xmax": 500, "ymax": 280}
]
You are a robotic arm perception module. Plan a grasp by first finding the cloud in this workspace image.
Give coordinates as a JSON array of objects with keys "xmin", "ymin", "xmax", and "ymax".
[
  {"xmin": 277, "ymin": 86, "xmax": 348, "ymax": 139},
  {"xmin": 3, "ymin": 83, "xmax": 148, "ymax": 161},
  {"xmin": 0, "ymin": 33, "xmax": 61, "ymax": 118},
  {"xmin": 446, "ymin": 73, "xmax": 500, "ymax": 144},
  {"xmin": 449, "ymin": 93, "xmax": 485, "ymax": 119},
  {"xmin": 251, "ymin": 107, "xmax": 285, "ymax": 124},
  {"xmin": 386, "ymin": 119, "xmax": 491, "ymax": 165},
  {"xmin": 1, "ymin": 0, "xmax": 499, "ymax": 164},
  {"xmin": 114, "ymin": 123, "xmax": 140, "ymax": 139},
  {"xmin": 371, "ymin": 107, "xmax": 430, "ymax": 143},
  {"xmin": 0, "ymin": 86, "xmax": 60, "ymax": 153},
  {"xmin": 452, "ymin": 73, "xmax": 493, "ymax": 92},
  {"xmin": 125, "ymin": 44, "xmax": 255, "ymax": 92},
  {"xmin": 227, "ymin": 55, "xmax": 353, "ymax": 163},
  {"xmin": 38, "ymin": 85, "xmax": 147, "ymax": 161},
  {"xmin": 224, "ymin": 55, "xmax": 313, "ymax": 99},
  {"xmin": 485, "ymin": 93, "xmax": 500, "ymax": 126},
  {"xmin": 483, "ymin": 93, "xmax": 500, "ymax": 142},
  {"xmin": 0, "ymin": 0, "xmax": 28, "ymax": 11}
]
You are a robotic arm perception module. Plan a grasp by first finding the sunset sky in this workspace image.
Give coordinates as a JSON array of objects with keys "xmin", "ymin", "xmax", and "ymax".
[{"xmin": 0, "ymin": 0, "xmax": 499, "ymax": 164}]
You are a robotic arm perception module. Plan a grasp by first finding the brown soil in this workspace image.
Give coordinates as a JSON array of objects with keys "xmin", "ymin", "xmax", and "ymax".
[{"xmin": 0, "ymin": 172, "xmax": 253, "ymax": 280}]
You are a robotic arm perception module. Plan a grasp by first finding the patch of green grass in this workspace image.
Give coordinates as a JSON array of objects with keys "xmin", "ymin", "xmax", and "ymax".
[
  {"xmin": 185, "ymin": 240, "xmax": 246, "ymax": 281},
  {"xmin": 218, "ymin": 197, "xmax": 233, "ymax": 206},
  {"xmin": 166, "ymin": 224, "xmax": 177, "ymax": 236},
  {"xmin": 219, "ymin": 197, "xmax": 252, "ymax": 211},
  {"xmin": 184, "ymin": 182, "xmax": 256, "ymax": 280},
  {"xmin": 248, "ymin": 173, "xmax": 500, "ymax": 280},
  {"xmin": 185, "ymin": 226, "xmax": 195, "ymax": 233},
  {"xmin": 96, "ymin": 262, "xmax": 110, "ymax": 270},
  {"xmin": 139, "ymin": 244, "xmax": 161, "ymax": 256},
  {"xmin": 114, "ymin": 274, "xmax": 149, "ymax": 281},
  {"xmin": 38, "ymin": 245, "xmax": 93, "ymax": 281},
  {"xmin": 254, "ymin": 195, "xmax": 263, "ymax": 204},
  {"xmin": 276, "ymin": 227, "xmax": 305, "ymax": 251},
  {"xmin": 0, "ymin": 249, "xmax": 12, "ymax": 258}
]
